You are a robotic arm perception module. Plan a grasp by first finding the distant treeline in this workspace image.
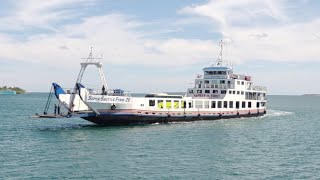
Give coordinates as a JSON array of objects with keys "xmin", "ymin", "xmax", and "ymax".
[{"xmin": 0, "ymin": 86, "xmax": 26, "ymax": 94}]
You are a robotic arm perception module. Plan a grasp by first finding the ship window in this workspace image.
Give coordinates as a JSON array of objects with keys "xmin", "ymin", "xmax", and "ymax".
[
  {"xmin": 212, "ymin": 80, "xmax": 218, "ymax": 84},
  {"xmin": 241, "ymin": 91, "xmax": 244, "ymax": 95},
  {"xmin": 149, "ymin": 100, "xmax": 155, "ymax": 107},
  {"xmin": 261, "ymin": 102, "xmax": 265, "ymax": 107},
  {"xmin": 257, "ymin": 102, "xmax": 260, "ymax": 108},
  {"xmin": 211, "ymin": 101, "xmax": 216, "ymax": 108},
  {"xmin": 241, "ymin": 81, "xmax": 244, "ymax": 85},
  {"xmin": 223, "ymin": 101, "xmax": 228, "ymax": 108},
  {"xmin": 237, "ymin": 81, "xmax": 240, "ymax": 85},
  {"xmin": 218, "ymin": 101, "xmax": 222, "ymax": 108},
  {"xmin": 229, "ymin": 90, "xmax": 232, "ymax": 94},
  {"xmin": 174, "ymin": 100, "xmax": 179, "ymax": 109},
  {"xmin": 221, "ymin": 90, "xmax": 226, "ymax": 94},
  {"xmin": 205, "ymin": 101, "xmax": 209, "ymax": 108},
  {"xmin": 166, "ymin": 100, "xmax": 172, "ymax": 109},
  {"xmin": 233, "ymin": 91, "xmax": 236, "ymax": 94},
  {"xmin": 197, "ymin": 90, "xmax": 202, "ymax": 93},
  {"xmin": 218, "ymin": 71, "xmax": 222, "ymax": 75},
  {"xmin": 188, "ymin": 101, "xmax": 193, "ymax": 108},
  {"xmin": 237, "ymin": 91, "xmax": 240, "ymax": 95},
  {"xmin": 236, "ymin": 101, "xmax": 240, "ymax": 109},
  {"xmin": 158, "ymin": 100, "xmax": 163, "ymax": 109},
  {"xmin": 248, "ymin": 102, "xmax": 252, "ymax": 108},
  {"xmin": 205, "ymin": 90, "xmax": 210, "ymax": 94},
  {"xmin": 220, "ymin": 80, "xmax": 225, "ymax": 84},
  {"xmin": 213, "ymin": 90, "xmax": 218, "ymax": 94},
  {"xmin": 189, "ymin": 89, "xmax": 194, "ymax": 94},
  {"xmin": 242, "ymin": 101, "xmax": 246, "ymax": 108},
  {"xmin": 204, "ymin": 80, "xmax": 210, "ymax": 84},
  {"xmin": 195, "ymin": 100, "xmax": 203, "ymax": 108},
  {"xmin": 182, "ymin": 101, "xmax": 186, "ymax": 108},
  {"xmin": 228, "ymin": 81, "xmax": 231, "ymax": 84},
  {"xmin": 229, "ymin": 101, "xmax": 233, "ymax": 108}
]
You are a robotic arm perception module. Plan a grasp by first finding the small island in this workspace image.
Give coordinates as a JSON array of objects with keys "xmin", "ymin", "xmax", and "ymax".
[{"xmin": 0, "ymin": 86, "xmax": 26, "ymax": 94}]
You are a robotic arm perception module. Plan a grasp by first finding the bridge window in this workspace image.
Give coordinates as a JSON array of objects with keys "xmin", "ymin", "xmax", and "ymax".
[
  {"xmin": 189, "ymin": 89, "xmax": 194, "ymax": 94},
  {"xmin": 213, "ymin": 90, "xmax": 218, "ymax": 94},
  {"xmin": 221, "ymin": 90, "xmax": 226, "ymax": 94},
  {"xmin": 149, "ymin": 100, "xmax": 155, "ymax": 107},
  {"xmin": 197, "ymin": 90, "xmax": 202, "ymax": 93},
  {"xmin": 205, "ymin": 90, "xmax": 210, "ymax": 94}
]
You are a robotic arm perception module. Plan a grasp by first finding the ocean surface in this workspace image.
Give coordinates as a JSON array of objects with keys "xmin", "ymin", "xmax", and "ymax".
[{"xmin": 0, "ymin": 93, "xmax": 319, "ymax": 179}]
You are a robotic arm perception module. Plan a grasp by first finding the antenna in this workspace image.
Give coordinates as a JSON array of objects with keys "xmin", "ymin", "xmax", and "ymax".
[{"xmin": 214, "ymin": 40, "xmax": 223, "ymax": 67}]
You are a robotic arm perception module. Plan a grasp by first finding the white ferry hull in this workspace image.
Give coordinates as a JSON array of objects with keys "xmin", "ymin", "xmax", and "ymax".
[{"xmin": 81, "ymin": 109, "xmax": 266, "ymax": 125}]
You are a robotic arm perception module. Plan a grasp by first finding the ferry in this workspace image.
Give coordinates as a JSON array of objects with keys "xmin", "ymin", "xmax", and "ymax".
[{"xmin": 46, "ymin": 42, "xmax": 267, "ymax": 125}]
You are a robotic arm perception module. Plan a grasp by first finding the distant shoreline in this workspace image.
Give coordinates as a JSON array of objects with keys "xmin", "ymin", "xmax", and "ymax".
[
  {"xmin": 302, "ymin": 94, "xmax": 320, "ymax": 96},
  {"xmin": 0, "ymin": 86, "xmax": 26, "ymax": 94}
]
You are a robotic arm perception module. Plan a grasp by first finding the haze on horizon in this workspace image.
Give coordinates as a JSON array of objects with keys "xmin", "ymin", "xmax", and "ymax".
[{"xmin": 0, "ymin": 0, "xmax": 319, "ymax": 95}]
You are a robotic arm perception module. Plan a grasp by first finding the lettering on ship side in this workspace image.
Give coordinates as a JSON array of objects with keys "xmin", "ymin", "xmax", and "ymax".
[
  {"xmin": 87, "ymin": 95, "xmax": 131, "ymax": 103},
  {"xmin": 193, "ymin": 94, "xmax": 220, "ymax": 98}
]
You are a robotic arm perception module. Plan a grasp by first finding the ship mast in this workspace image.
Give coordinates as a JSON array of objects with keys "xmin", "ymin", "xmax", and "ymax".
[
  {"xmin": 214, "ymin": 40, "xmax": 223, "ymax": 67},
  {"xmin": 69, "ymin": 47, "xmax": 108, "ymax": 112}
]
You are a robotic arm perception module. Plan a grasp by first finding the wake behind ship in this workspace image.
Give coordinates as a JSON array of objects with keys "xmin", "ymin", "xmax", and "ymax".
[{"xmin": 36, "ymin": 42, "xmax": 267, "ymax": 125}]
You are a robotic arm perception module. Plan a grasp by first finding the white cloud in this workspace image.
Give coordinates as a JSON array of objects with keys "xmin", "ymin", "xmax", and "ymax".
[{"xmin": 179, "ymin": 0, "xmax": 320, "ymax": 64}]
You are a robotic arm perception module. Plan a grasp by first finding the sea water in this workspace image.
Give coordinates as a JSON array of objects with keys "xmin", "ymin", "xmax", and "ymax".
[{"xmin": 0, "ymin": 93, "xmax": 319, "ymax": 179}]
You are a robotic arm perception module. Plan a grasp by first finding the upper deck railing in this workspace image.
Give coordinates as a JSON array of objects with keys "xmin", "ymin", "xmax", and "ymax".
[
  {"xmin": 64, "ymin": 88, "xmax": 131, "ymax": 96},
  {"xmin": 247, "ymin": 86, "xmax": 267, "ymax": 92}
]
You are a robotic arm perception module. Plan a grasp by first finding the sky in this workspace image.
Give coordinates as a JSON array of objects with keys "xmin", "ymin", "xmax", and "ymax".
[{"xmin": 0, "ymin": 0, "xmax": 319, "ymax": 95}]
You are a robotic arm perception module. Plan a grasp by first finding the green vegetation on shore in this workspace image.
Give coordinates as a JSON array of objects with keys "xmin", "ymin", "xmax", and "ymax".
[{"xmin": 0, "ymin": 86, "xmax": 26, "ymax": 94}]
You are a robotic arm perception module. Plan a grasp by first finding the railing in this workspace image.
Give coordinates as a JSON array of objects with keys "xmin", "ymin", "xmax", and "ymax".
[
  {"xmin": 64, "ymin": 88, "xmax": 130, "ymax": 96},
  {"xmin": 247, "ymin": 86, "xmax": 267, "ymax": 91},
  {"xmin": 89, "ymin": 89, "xmax": 131, "ymax": 96},
  {"xmin": 195, "ymin": 84, "xmax": 235, "ymax": 89}
]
